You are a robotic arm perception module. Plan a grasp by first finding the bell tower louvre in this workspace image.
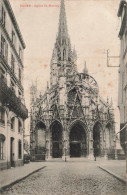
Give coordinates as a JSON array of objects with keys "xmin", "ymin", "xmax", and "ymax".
[{"xmin": 30, "ymin": 0, "xmax": 116, "ymax": 161}]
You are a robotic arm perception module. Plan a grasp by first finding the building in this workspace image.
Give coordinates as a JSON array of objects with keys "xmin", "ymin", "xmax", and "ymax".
[
  {"xmin": 30, "ymin": 0, "xmax": 116, "ymax": 161},
  {"xmin": 0, "ymin": 0, "xmax": 28, "ymax": 170},
  {"xmin": 118, "ymin": 0, "xmax": 127, "ymax": 154}
]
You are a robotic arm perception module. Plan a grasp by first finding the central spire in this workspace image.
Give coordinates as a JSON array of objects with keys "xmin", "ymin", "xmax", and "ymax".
[
  {"xmin": 50, "ymin": 0, "xmax": 77, "ymax": 86},
  {"xmin": 54, "ymin": 0, "xmax": 71, "ymax": 61},
  {"xmin": 58, "ymin": 0, "xmax": 68, "ymax": 43}
]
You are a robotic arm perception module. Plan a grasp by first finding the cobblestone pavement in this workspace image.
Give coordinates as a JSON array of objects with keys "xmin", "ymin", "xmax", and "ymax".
[{"xmin": 1, "ymin": 161, "xmax": 127, "ymax": 195}]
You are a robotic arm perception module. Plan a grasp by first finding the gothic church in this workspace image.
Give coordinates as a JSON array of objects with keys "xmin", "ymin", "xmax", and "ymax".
[{"xmin": 30, "ymin": 0, "xmax": 116, "ymax": 160}]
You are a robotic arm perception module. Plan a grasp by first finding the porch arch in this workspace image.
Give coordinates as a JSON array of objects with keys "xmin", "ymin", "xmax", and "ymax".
[
  {"xmin": 68, "ymin": 120, "xmax": 88, "ymax": 133},
  {"xmin": 93, "ymin": 121, "xmax": 103, "ymax": 157},
  {"xmin": 69, "ymin": 120, "xmax": 88, "ymax": 157},
  {"xmin": 50, "ymin": 120, "xmax": 63, "ymax": 158},
  {"xmin": 105, "ymin": 122, "xmax": 113, "ymax": 148},
  {"xmin": 35, "ymin": 121, "xmax": 46, "ymax": 148}
]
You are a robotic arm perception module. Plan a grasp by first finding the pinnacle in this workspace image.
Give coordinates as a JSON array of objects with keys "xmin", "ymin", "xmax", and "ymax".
[{"xmin": 83, "ymin": 61, "xmax": 88, "ymax": 74}]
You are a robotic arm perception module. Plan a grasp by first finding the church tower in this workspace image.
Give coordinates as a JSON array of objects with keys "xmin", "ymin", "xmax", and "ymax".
[
  {"xmin": 50, "ymin": 0, "xmax": 77, "ymax": 86},
  {"xmin": 30, "ymin": 0, "xmax": 116, "ymax": 161}
]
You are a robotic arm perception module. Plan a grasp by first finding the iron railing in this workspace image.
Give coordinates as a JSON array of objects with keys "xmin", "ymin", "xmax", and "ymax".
[{"xmin": 0, "ymin": 78, "xmax": 28, "ymax": 119}]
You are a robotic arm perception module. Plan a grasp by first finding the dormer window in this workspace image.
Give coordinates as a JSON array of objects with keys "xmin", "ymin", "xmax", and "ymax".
[{"xmin": 2, "ymin": 7, "xmax": 6, "ymax": 27}]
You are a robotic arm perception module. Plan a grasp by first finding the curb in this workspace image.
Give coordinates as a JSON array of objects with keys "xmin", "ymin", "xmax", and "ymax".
[
  {"xmin": 98, "ymin": 166, "xmax": 127, "ymax": 184},
  {"xmin": 0, "ymin": 166, "xmax": 46, "ymax": 192}
]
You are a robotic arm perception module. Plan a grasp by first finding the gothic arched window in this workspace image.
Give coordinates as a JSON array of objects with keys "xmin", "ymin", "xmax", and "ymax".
[{"xmin": 68, "ymin": 88, "xmax": 77, "ymax": 105}]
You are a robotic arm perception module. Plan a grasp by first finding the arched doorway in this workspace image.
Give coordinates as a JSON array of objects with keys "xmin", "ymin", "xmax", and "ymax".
[
  {"xmin": 51, "ymin": 121, "xmax": 62, "ymax": 158},
  {"xmin": 93, "ymin": 122, "xmax": 102, "ymax": 157},
  {"xmin": 69, "ymin": 123, "xmax": 87, "ymax": 157},
  {"xmin": 35, "ymin": 121, "xmax": 46, "ymax": 160},
  {"xmin": 35, "ymin": 121, "xmax": 46, "ymax": 147}
]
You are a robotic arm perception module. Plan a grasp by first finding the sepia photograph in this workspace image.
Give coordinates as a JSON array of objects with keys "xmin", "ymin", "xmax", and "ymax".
[{"xmin": 0, "ymin": 0, "xmax": 127, "ymax": 194}]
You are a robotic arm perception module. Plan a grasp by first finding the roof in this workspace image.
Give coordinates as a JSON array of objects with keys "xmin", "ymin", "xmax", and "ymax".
[{"xmin": 3, "ymin": 0, "xmax": 26, "ymax": 49}]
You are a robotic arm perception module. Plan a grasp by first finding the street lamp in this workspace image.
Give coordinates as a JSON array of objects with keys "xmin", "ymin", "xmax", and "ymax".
[
  {"xmin": 64, "ymin": 139, "xmax": 67, "ymax": 162},
  {"xmin": 46, "ymin": 140, "xmax": 49, "ymax": 159}
]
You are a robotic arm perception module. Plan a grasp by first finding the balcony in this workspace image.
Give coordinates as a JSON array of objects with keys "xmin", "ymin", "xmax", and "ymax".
[{"xmin": 0, "ymin": 78, "xmax": 28, "ymax": 119}]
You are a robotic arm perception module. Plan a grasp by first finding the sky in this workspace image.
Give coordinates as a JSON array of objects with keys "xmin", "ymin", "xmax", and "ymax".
[{"xmin": 9, "ymin": 0, "xmax": 121, "ymax": 134}]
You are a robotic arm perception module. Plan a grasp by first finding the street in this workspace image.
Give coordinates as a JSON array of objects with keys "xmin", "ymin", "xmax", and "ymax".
[{"xmin": 1, "ymin": 160, "xmax": 126, "ymax": 195}]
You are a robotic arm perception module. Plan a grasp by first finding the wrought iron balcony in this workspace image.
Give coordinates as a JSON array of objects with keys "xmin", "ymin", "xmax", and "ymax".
[{"xmin": 0, "ymin": 78, "xmax": 28, "ymax": 119}]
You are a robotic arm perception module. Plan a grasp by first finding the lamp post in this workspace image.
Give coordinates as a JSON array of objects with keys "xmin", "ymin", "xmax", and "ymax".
[
  {"xmin": 46, "ymin": 139, "xmax": 49, "ymax": 159},
  {"xmin": 64, "ymin": 139, "xmax": 67, "ymax": 162}
]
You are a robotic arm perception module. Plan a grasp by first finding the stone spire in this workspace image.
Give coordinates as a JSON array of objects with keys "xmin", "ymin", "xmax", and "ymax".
[
  {"xmin": 54, "ymin": 0, "xmax": 71, "ymax": 61},
  {"xmin": 58, "ymin": 0, "xmax": 68, "ymax": 44},
  {"xmin": 50, "ymin": 0, "xmax": 76, "ymax": 86}
]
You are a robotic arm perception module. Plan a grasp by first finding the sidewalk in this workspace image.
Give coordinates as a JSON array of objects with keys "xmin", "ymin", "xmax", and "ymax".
[
  {"xmin": 0, "ymin": 162, "xmax": 46, "ymax": 190},
  {"xmin": 96, "ymin": 159, "xmax": 127, "ymax": 184}
]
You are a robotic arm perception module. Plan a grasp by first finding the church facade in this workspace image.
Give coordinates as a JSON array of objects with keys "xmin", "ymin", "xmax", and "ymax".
[{"xmin": 30, "ymin": 0, "xmax": 116, "ymax": 161}]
